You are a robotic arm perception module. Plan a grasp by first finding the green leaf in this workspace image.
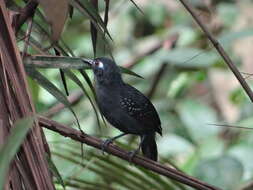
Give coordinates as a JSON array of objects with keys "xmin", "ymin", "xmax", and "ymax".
[
  {"xmin": 129, "ymin": 0, "xmax": 144, "ymax": 15},
  {"xmin": 0, "ymin": 116, "xmax": 34, "ymax": 190},
  {"xmin": 27, "ymin": 77, "xmax": 40, "ymax": 103},
  {"xmin": 26, "ymin": 67, "xmax": 81, "ymax": 131},
  {"xmin": 68, "ymin": 0, "xmax": 112, "ymax": 40},
  {"xmin": 63, "ymin": 69, "xmax": 102, "ymax": 129},
  {"xmin": 24, "ymin": 55, "xmax": 90, "ymax": 69},
  {"xmin": 194, "ymin": 155, "xmax": 243, "ymax": 190},
  {"xmin": 137, "ymin": 167, "xmax": 176, "ymax": 189},
  {"xmin": 78, "ymin": 69, "xmax": 108, "ymax": 129},
  {"xmin": 55, "ymin": 49, "xmax": 70, "ymax": 96},
  {"xmin": 90, "ymin": 21, "xmax": 98, "ymax": 56},
  {"xmin": 46, "ymin": 154, "xmax": 65, "ymax": 190},
  {"xmin": 54, "ymin": 144, "xmax": 184, "ymax": 190},
  {"xmin": 219, "ymin": 28, "xmax": 253, "ymax": 45},
  {"xmin": 68, "ymin": 146, "xmax": 171, "ymax": 189},
  {"xmin": 119, "ymin": 66, "xmax": 144, "ymax": 79},
  {"xmin": 24, "ymin": 55, "xmax": 143, "ymax": 79},
  {"xmin": 79, "ymin": 70, "xmax": 96, "ymax": 99},
  {"xmin": 177, "ymin": 99, "xmax": 219, "ymax": 142},
  {"xmin": 89, "ymin": 0, "xmax": 98, "ymax": 56},
  {"xmin": 104, "ymin": 0, "xmax": 109, "ymax": 26},
  {"xmin": 94, "ymin": 154, "xmax": 161, "ymax": 189}
]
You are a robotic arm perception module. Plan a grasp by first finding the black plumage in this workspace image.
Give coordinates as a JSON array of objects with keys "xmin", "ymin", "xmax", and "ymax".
[{"xmin": 83, "ymin": 57, "xmax": 162, "ymax": 161}]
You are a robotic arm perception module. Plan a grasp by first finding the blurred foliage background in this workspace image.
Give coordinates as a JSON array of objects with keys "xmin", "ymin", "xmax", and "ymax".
[{"xmin": 16, "ymin": 0, "xmax": 253, "ymax": 189}]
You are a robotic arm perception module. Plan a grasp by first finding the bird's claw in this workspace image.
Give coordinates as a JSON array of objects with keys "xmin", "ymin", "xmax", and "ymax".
[
  {"xmin": 101, "ymin": 139, "xmax": 113, "ymax": 155},
  {"xmin": 127, "ymin": 150, "xmax": 139, "ymax": 163}
]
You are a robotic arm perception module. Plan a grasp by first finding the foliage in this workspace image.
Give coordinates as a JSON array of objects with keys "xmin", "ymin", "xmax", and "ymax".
[
  {"xmin": 0, "ymin": 116, "xmax": 34, "ymax": 190},
  {"xmin": 4, "ymin": 0, "xmax": 253, "ymax": 189}
]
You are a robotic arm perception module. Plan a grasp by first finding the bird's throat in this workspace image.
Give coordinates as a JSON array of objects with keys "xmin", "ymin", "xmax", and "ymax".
[{"xmin": 95, "ymin": 73, "xmax": 123, "ymax": 87}]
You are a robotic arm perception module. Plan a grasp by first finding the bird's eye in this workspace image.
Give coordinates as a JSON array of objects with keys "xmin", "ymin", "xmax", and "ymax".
[
  {"xmin": 94, "ymin": 60, "xmax": 104, "ymax": 69},
  {"xmin": 94, "ymin": 60, "xmax": 99, "ymax": 66}
]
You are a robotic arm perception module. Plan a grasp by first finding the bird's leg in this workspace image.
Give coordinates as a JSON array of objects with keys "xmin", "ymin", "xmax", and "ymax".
[
  {"xmin": 128, "ymin": 135, "xmax": 146, "ymax": 162},
  {"xmin": 101, "ymin": 133, "xmax": 128, "ymax": 154}
]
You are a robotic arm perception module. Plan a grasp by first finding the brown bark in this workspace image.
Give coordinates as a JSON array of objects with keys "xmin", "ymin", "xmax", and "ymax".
[{"xmin": 0, "ymin": 1, "xmax": 55, "ymax": 189}]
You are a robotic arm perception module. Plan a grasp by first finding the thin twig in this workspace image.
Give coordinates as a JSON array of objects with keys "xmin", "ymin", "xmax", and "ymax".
[
  {"xmin": 39, "ymin": 116, "xmax": 222, "ymax": 190},
  {"xmin": 178, "ymin": 0, "xmax": 253, "ymax": 102},
  {"xmin": 207, "ymin": 123, "xmax": 253, "ymax": 130}
]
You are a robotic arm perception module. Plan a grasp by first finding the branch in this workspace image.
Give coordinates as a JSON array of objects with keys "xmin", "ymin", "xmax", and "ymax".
[
  {"xmin": 38, "ymin": 116, "xmax": 221, "ymax": 190},
  {"xmin": 178, "ymin": 0, "xmax": 253, "ymax": 102}
]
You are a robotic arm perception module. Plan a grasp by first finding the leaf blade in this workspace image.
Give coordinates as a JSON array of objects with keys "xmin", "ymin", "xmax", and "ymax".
[
  {"xmin": 120, "ymin": 66, "xmax": 144, "ymax": 79},
  {"xmin": 0, "ymin": 116, "xmax": 34, "ymax": 190},
  {"xmin": 26, "ymin": 67, "xmax": 82, "ymax": 131}
]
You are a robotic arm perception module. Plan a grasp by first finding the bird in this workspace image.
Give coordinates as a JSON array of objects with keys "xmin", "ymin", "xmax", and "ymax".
[{"xmin": 83, "ymin": 57, "xmax": 162, "ymax": 161}]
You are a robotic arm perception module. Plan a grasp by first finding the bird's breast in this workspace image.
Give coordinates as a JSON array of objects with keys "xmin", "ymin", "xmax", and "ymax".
[{"xmin": 96, "ymin": 85, "xmax": 120, "ymax": 112}]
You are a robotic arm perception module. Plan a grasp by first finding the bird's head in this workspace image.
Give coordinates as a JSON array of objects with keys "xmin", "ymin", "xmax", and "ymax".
[{"xmin": 83, "ymin": 57, "xmax": 123, "ymax": 85}]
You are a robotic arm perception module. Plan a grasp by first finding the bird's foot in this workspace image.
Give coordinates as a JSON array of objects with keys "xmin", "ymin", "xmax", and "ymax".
[
  {"xmin": 127, "ymin": 149, "xmax": 139, "ymax": 163},
  {"xmin": 101, "ymin": 139, "xmax": 113, "ymax": 155}
]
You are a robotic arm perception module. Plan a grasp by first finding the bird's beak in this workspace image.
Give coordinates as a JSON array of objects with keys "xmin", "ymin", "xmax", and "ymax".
[{"xmin": 82, "ymin": 58, "xmax": 94, "ymax": 67}]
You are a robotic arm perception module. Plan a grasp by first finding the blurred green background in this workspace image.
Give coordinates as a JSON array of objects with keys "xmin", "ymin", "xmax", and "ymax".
[{"xmin": 23, "ymin": 0, "xmax": 253, "ymax": 189}]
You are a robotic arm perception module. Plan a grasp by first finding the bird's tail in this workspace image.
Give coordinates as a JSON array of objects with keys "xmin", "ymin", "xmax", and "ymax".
[{"xmin": 141, "ymin": 134, "xmax": 158, "ymax": 161}]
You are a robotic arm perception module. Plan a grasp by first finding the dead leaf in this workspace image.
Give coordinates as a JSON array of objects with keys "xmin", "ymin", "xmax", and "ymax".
[{"xmin": 37, "ymin": 0, "xmax": 69, "ymax": 42}]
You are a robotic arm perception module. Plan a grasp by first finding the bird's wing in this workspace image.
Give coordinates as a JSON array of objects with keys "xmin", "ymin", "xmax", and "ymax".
[{"xmin": 119, "ymin": 84, "xmax": 162, "ymax": 135}]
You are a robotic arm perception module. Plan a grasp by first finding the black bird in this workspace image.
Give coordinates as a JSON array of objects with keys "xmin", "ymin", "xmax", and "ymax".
[{"xmin": 83, "ymin": 57, "xmax": 162, "ymax": 161}]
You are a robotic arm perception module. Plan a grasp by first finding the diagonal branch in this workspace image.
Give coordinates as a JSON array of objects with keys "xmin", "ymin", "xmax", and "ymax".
[
  {"xmin": 38, "ymin": 116, "xmax": 222, "ymax": 190},
  {"xmin": 178, "ymin": 0, "xmax": 253, "ymax": 102}
]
